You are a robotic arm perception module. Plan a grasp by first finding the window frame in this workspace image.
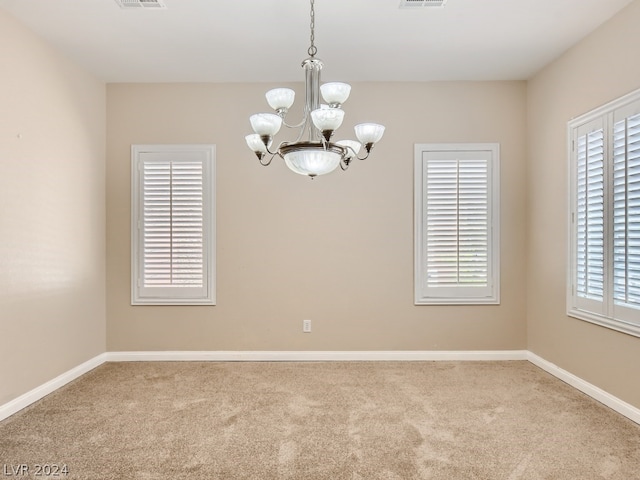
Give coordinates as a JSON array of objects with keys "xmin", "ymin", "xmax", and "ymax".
[
  {"xmin": 414, "ymin": 143, "xmax": 501, "ymax": 305},
  {"xmin": 567, "ymin": 88, "xmax": 640, "ymax": 337},
  {"xmin": 131, "ymin": 144, "xmax": 216, "ymax": 306}
]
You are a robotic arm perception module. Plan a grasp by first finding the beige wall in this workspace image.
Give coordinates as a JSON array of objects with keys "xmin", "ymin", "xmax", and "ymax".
[
  {"xmin": 527, "ymin": 0, "xmax": 640, "ymax": 407},
  {"xmin": 106, "ymin": 81, "xmax": 527, "ymax": 352},
  {"xmin": 0, "ymin": 10, "xmax": 106, "ymax": 405}
]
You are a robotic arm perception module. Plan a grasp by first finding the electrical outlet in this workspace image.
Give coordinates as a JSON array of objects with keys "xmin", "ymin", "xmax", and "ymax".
[{"xmin": 303, "ymin": 319, "xmax": 312, "ymax": 333}]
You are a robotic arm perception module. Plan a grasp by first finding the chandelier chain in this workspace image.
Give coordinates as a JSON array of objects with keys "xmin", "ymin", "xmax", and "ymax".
[{"xmin": 308, "ymin": 0, "xmax": 317, "ymax": 57}]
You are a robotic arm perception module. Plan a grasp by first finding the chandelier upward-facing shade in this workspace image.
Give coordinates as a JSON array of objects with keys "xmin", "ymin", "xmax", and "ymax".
[{"xmin": 245, "ymin": 0, "xmax": 385, "ymax": 179}]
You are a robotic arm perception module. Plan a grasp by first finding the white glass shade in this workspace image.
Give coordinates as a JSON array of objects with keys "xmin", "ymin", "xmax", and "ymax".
[
  {"xmin": 283, "ymin": 149, "xmax": 341, "ymax": 177},
  {"xmin": 354, "ymin": 123, "xmax": 385, "ymax": 144},
  {"xmin": 250, "ymin": 113, "xmax": 283, "ymax": 136},
  {"xmin": 321, "ymin": 82, "xmax": 351, "ymax": 105},
  {"xmin": 311, "ymin": 108, "xmax": 345, "ymax": 132},
  {"xmin": 265, "ymin": 88, "xmax": 295, "ymax": 111},
  {"xmin": 245, "ymin": 134, "xmax": 268, "ymax": 153},
  {"xmin": 336, "ymin": 140, "xmax": 361, "ymax": 160}
]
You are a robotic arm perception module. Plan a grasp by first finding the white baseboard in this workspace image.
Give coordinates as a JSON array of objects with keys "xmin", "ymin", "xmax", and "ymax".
[
  {"xmin": 106, "ymin": 350, "xmax": 529, "ymax": 362},
  {"xmin": 0, "ymin": 353, "xmax": 108, "ymax": 422},
  {"xmin": 2, "ymin": 350, "xmax": 639, "ymax": 427},
  {"xmin": 527, "ymin": 352, "xmax": 640, "ymax": 425}
]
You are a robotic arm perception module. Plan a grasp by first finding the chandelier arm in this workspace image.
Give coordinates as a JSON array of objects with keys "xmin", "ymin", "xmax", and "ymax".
[
  {"xmin": 282, "ymin": 118, "xmax": 307, "ymax": 129},
  {"xmin": 339, "ymin": 144, "xmax": 370, "ymax": 162},
  {"xmin": 339, "ymin": 158, "xmax": 350, "ymax": 171},
  {"xmin": 268, "ymin": 139, "xmax": 293, "ymax": 156},
  {"xmin": 354, "ymin": 150, "xmax": 372, "ymax": 161},
  {"xmin": 258, "ymin": 152, "xmax": 278, "ymax": 167},
  {"xmin": 289, "ymin": 116, "xmax": 315, "ymax": 144},
  {"xmin": 258, "ymin": 139, "xmax": 290, "ymax": 160}
]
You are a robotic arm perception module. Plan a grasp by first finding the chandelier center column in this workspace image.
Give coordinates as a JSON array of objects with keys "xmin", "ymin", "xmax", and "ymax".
[{"xmin": 302, "ymin": 57, "xmax": 323, "ymax": 142}]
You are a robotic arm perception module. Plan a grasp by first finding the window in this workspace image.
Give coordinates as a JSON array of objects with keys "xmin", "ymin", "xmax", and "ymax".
[
  {"xmin": 414, "ymin": 143, "xmax": 500, "ymax": 305},
  {"xmin": 568, "ymin": 89, "xmax": 640, "ymax": 337},
  {"xmin": 131, "ymin": 145, "xmax": 216, "ymax": 305}
]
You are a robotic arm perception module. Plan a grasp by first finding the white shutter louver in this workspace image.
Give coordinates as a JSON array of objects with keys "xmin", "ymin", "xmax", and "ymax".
[
  {"xmin": 142, "ymin": 160, "xmax": 204, "ymax": 288},
  {"xmin": 613, "ymin": 113, "xmax": 640, "ymax": 308},
  {"xmin": 425, "ymin": 158, "xmax": 489, "ymax": 287},
  {"xmin": 575, "ymin": 129, "xmax": 605, "ymax": 301},
  {"xmin": 132, "ymin": 145, "xmax": 215, "ymax": 305}
]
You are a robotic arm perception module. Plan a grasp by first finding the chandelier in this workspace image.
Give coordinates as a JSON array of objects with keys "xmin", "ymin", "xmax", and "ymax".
[{"xmin": 245, "ymin": 0, "xmax": 385, "ymax": 179}]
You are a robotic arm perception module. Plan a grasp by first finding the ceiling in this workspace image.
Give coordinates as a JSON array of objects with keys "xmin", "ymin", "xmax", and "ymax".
[{"xmin": 0, "ymin": 0, "xmax": 634, "ymax": 83}]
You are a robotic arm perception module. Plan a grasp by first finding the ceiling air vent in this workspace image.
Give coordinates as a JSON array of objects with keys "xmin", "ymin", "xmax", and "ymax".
[
  {"xmin": 114, "ymin": 0, "xmax": 167, "ymax": 9},
  {"xmin": 399, "ymin": 0, "xmax": 448, "ymax": 8}
]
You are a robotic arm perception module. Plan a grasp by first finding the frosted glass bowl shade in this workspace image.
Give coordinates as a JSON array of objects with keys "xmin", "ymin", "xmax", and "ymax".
[
  {"xmin": 311, "ymin": 108, "xmax": 345, "ymax": 132},
  {"xmin": 250, "ymin": 113, "xmax": 283, "ymax": 136},
  {"xmin": 265, "ymin": 88, "xmax": 295, "ymax": 111},
  {"xmin": 354, "ymin": 123, "xmax": 385, "ymax": 144},
  {"xmin": 283, "ymin": 143, "xmax": 342, "ymax": 177},
  {"xmin": 245, "ymin": 134, "xmax": 268, "ymax": 153},
  {"xmin": 320, "ymin": 82, "xmax": 351, "ymax": 105}
]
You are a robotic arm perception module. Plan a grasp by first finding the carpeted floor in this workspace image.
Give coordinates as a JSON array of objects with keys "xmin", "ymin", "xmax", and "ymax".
[{"xmin": 1, "ymin": 361, "xmax": 639, "ymax": 479}]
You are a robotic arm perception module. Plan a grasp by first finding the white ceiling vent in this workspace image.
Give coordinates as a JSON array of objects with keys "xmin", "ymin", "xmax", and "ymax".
[
  {"xmin": 114, "ymin": 0, "xmax": 167, "ymax": 9},
  {"xmin": 399, "ymin": 0, "xmax": 448, "ymax": 8}
]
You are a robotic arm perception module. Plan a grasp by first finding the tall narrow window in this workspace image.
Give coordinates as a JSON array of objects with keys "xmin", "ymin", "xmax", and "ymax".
[
  {"xmin": 568, "ymin": 88, "xmax": 640, "ymax": 337},
  {"xmin": 131, "ymin": 145, "xmax": 215, "ymax": 305},
  {"xmin": 414, "ymin": 143, "xmax": 500, "ymax": 305}
]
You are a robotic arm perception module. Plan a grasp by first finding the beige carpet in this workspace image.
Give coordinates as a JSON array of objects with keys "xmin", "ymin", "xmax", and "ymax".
[{"xmin": 1, "ymin": 361, "xmax": 639, "ymax": 479}]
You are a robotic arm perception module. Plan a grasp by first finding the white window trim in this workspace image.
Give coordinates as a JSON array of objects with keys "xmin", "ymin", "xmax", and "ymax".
[
  {"xmin": 414, "ymin": 143, "xmax": 500, "ymax": 305},
  {"xmin": 131, "ymin": 144, "xmax": 216, "ymax": 305},
  {"xmin": 567, "ymin": 88, "xmax": 640, "ymax": 337}
]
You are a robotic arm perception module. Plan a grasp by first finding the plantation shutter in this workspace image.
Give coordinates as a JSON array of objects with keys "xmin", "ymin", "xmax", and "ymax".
[
  {"xmin": 568, "ymin": 89, "xmax": 640, "ymax": 337},
  {"xmin": 575, "ymin": 125, "xmax": 605, "ymax": 302},
  {"xmin": 613, "ymin": 111, "xmax": 640, "ymax": 310},
  {"xmin": 132, "ymin": 146, "xmax": 215, "ymax": 305},
  {"xmin": 415, "ymin": 145, "xmax": 499, "ymax": 304},
  {"xmin": 425, "ymin": 155, "xmax": 489, "ymax": 285}
]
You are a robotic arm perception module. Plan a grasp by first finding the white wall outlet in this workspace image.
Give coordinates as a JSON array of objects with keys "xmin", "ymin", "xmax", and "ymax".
[{"xmin": 303, "ymin": 319, "xmax": 312, "ymax": 333}]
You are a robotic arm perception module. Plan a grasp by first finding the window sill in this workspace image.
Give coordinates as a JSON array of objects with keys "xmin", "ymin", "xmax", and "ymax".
[{"xmin": 567, "ymin": 307, "xmax": 640, "ymax": 338}]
